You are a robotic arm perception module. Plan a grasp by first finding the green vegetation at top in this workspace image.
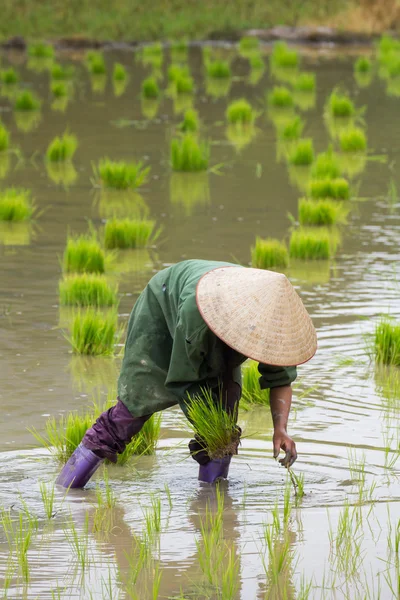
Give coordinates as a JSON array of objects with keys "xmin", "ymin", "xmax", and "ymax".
[
  {"xmin": 251, "ymin": 237, "xmax": 289, "ymax": 269},
  {"xmin": 0, "ymin": 68, "xmax": 19, "ymax": 84},
  {"xmin": 63, "ymin": 232, "xmax": 105, "ymax": 274},
  {"xmin": 171, "ymin": 135, "xmax": 209, "ymax": 171},
  {"xmin": 0, "ymin": 122, "xmax": 10, "ymax": 152},
  {"xmin": 0, "ymin": 188, "xmax": 34, "ymax": 222},
  {"xmin": 95, "ymin": 158, "xmax": 150, "ymax": 190},
  {"xmin": 206, "ymin": 59, "xmax": 231, "ymax": 79},
  {"xmin": 374, "ymin": 318, "xmax": 400, "ymax": 366},
  {"xmin": 226, "ymin": 99, "xmax": 255, "ymax": 125},
  {"xmin": 14, "ymin": 90, "xmax": 41, "ymax": 111},
  {"xmin": 271, "ymin": 41, "xmax": 299, "ymax": 69},
  {"xmin": 46, "ymin": 132, "xmax": 78, "ymax": 162},
  {"xmin": 327, "ymin": 90, "xmax": 355, "ymax": 118},
  {"xmin": 28, "ymin": 42, "xmax": 54, "ymax": 58}
]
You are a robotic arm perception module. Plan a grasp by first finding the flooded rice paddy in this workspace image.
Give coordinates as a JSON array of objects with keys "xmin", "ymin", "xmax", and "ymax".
[{"xmin": 1, "ymin": 41, "xmax": 400, "ymax": 599}]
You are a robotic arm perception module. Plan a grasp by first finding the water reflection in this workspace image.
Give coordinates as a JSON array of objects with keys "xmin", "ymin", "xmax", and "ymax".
[
  {"xmin": 0, "ymin": 221, "xmax": 33, "ymax": 246},
  {"xmin": 170, "ymin": 172, "xmax": 210, "ymax": 216},
  {"xmin": 46, "ymin": 162, "xmax": 78, "ymax": 187},
  {"xmin": 141, "ymin": 98, "xmax": 160, "ymax": 120},
  {"xmin": 14, "ymin": 111, "xmax": 42, "ymax": 133},
  {"xmin": 95, "ymin": 190, "xmax": 149, "ymax": 220}
]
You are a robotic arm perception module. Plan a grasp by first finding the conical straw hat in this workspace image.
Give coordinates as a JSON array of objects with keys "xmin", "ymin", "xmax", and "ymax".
[{"xmin": 196, "ymin": 266, "xmax": 317, "ymax": 366}]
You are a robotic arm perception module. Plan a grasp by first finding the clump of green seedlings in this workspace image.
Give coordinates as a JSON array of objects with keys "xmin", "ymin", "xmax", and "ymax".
[
  {"xmin": 14, "ymin": 90, "xmax": 41, "ymax": 111},
  {"xmin": 311, "ymin": 147, "xmax": 342, "ymax": 179},
  {"xmin": 179, "ymin": 108, "xmax": 199, "ymax": 133},
  {"xmin": 0, "ymin": 188, "xmax": 34, "ymax": 222},
  {"xmin": 59, "ymin": 274, "xmax": 118, "ymax": 307},
  {"xmin": 141, "ymin": 42, "xmax": 163, "ymax": 68},
  {"xmin": 141, "ymin": 76, "xmax": 160, "ymax": 99},
  {"xmin": 46, "ymin": 131, "xmax": 78, "ymax": 162},
  {"xmin": 0, "ymin": 121, "xmax": 10, "ymax": 152},
  {"xmin": 95, "ymin": 158, "xmax": 150, "ymax": 190},
  {"xmin": 239, "ymin": 36, "xmax": 260, "ymax": 56},
  {"xmin": 1, "ymin": 67, "xmax": 19, "ymax": 84},
  {"xmin": 279, "ymin": 115, "xmax": 304, "ymax": 140},
  {"xmin": 51, "ymin": 62, "xmax": 74, "ymax": 80},
  {"xmin": 355, "ymin": 56, "xmax": 372, "ymax": 73},
  {"xmin": 249, "ymin": 53, "xmax": 264, "ymax": 71},
  {"xmin": 51, "ymin": 81, "xmax": 68, "ymax": 97},
  {"xmin": 226, "ymin": 98, "xmax": 255, "ymax": 125},
  {"xmin": 293, "ymin": 72, "xmax": 316, "ymax": 91},
  {"xmin": 288, "ymin": 138, "xmax": 314, "ymax": 166},
  {"xmin": 309, "ymin": 178, "xmax": 350, "ymax": 200},
  {"xmin": 327, "ymin": 90, "xmax": 356, "ymax": 118},
  {"xmin": 113, "ymin": 63, "xmax": 127, "ymax": 81},
  {"xmin": 86, "ymin": 51, "xmax": 106, "ymax": 75},
  {"xmin": 298, "ymin": 199, "xmax": 349, "ymax": 226},
  {"xmin": 251, "ymin": 237, "xmax": 289, "ymax": 269},
  {"xmin": 63, "ymin": 231, "xmax": 105, "ymax": 274},
  {"xmin": 174, "ymin": 73, "xmax": 194, "ymax": 94},
  {"xmin": 168, "ymin": 63, "xmax": 190, "ymax": 83},
  {"xmin": 289, "ymin": 228, "xmax": 337, "ymax": 260},
  {"xmin": 339, "ymin": 126, "xmax": 367, "ymax": 152},
  {"xmin": 271, "ymin": 41, "xmax": 299, "ymax": 69},
  {"xmin": 104, "ymin": 217, "xmax": 160, "ymax": 250},
  {"xmin": 39, "ymin": 481, "xmax": 57, "ymax": 519},
  {"xmin": 68, "ymin": 308, "xmax": 119, "ymax": 356},
  {"xmin": 186, "ymin": 388, "xmax": 240, "ymax": 459},
  {"xmin": 374, "ymin": 318, "xmax": 400, "ymax": 366},
  {"xmin": 118, "ymin": 413, "xmax": 162, "ymax": 463},
  {"xmin": 268, "ymin": 86, "xmax": 294, "ymax": 108},
  {"xmin": 31, "ymin": 410, "xmax": 94, "ymax": 461},
  {"xmin": 171, "ymin": 135, "xmax": 209, "ymax": 172},
  {"xmin": 241, "ymin": 360, "xmax": 270, "ymax": 409},
  {"xmin": 206, "ymin": 59, "xmax": 231, "ymax": 79},
  {"xmin": 28, "ymin": 41, "xmax": 54, "ymax": 58}
]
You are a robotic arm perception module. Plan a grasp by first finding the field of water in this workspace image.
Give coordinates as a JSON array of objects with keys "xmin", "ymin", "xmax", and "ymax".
[{"xmin": 1, "ymin": 39, "xmax": 400, "ymax": 599}]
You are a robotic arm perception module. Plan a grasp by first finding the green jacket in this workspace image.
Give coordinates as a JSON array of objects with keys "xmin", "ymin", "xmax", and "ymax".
[{"xmin": 118, "ymin": 260, "xmax": 297, "ymax": 417}]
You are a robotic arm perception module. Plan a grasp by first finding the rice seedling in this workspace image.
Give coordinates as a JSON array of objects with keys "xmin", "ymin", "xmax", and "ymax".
[
  {"xmin": 170, "ymin": 39, "xmax": 188, "ymax": 61},
  {"xmin": 179, "ymin": 108, "xmax": 199, "ymax": 133},
  {"xmin": 0, "ymin": 121, "xmax": 10, "ymax": 152},
  {"xmin": 141, "ymin": 42, "xmax": 163, "ymax": 66},
  {"xmin": 104, "ymin": 217, "xmax": 160, "ymax": 250},
  {"xmin": 118, "ymin": 413, "xmax": 161, "ymax": 464},
  {"xmin": 271, "ymin": 41, "xmax": 299, "ymax": 69},
  {"xmin": 170, "ymin": 172, "xmax": 210, "ymax": 215},
  {"xmin": 15, "ymin": 513, "xmax": 34, "ymax": 583},
  {"xmin": 30, "ymin": 410, "xmax": 94, "ymax": 461},
  {"xmin": 39, "ymin": 481, "xmax": 57, "ymax": 519},
  {"xmin": 355, "ymin": 56, "xmax": 372, "ymax": 74},
  {"xmin": 206, "ymin": 59, "xmax": 231, "ymax": 79},
  {"xmin": 374, "ymin": 318, "xmax": 400, "ymax": 366},
  {"xmin": 288, "ymin": 469, "xmax": 305, "ymax": 499},
  {"xmin": 170, "ymin": 135, "xmax": 209, "ymax": 172},
  {"xmin": 51, "ymin": 62, "xmax": 74, "ymax": 80},
  {"xmin": 141, "ymin": 76, "xmax": 160, "ymax": 99},
  {"xmin": 327, "ymin": 90, "xmax": 356, "ymax": 118},
  {"xmin": 175, "ymin": 73, "xmax": 194, "ymax": 94},
  {"xmin": 0, "ymin": 188, "xmax": 34, "ymax": 222},
  {"xmin": 268, "ymin": 86, "xmax": 294, "ymax": 108},
  {"xmin": 288, "ymin": 138, "xmax": 314, "ymax": 166},
  {"xmin": 88, "ymin": 53, "xmax": 106, "ymax": 75},
  {"xmin": 59, "ymin": 274, "xmax": 118, "ymax": 307},
  {"xmin": 113, "ymin": 78, "xmax": 128, "ymax": 98},
  {"xmin": 185, "ymin": 388, "xmax": 240, "ymax": 459},
  {"xmin": 309, "ymin": 178, "xmax": 350, "ymax": 200},
  {"xmin": 92, "ymin": 468, "xmax": 116, "ymax": 533},
  {"xmin": 328, "ymin": 500, "xmax": 364, "ymax": 578},
  {"xmin": 68, "ymin": 308, "xmax": 120, "ymax": 356},
  {"xmin": 339, "ymin": 126, "xmax": 367, "ymax": 152},
  {"xmin": 168, "ymin": 64, "xmax": 190, "ymax": 83},
  {"xmin": 293, "ymin": 72, "xmax": 316, "ymax": 92},
  {"xmin": 46, "ymin": 131, "xmax": 78, "ymax": 162},
  {"xmin": 251, "ymin": 237, "xmax": 289, "ymax": 270},
  {"xmin": 262, "ymin": 523, "xmax": 292, "ymax": 587},
  {"xmin": 278, "ymin": 115, "xmax": 304, "ymax": 140},
  {"xmin": 226, "ymin": 98, "xmax": 255, "ymax": 125},
  {"xmin": 94, "ymin": 158, "xmax": 150, "ymax": 190},
  {"xmin": 63, "ymin": 232, "xmax": 105, "ymax": 274},
  {"xmin": 240, "ymin": 360, "xmax": 270, "ymax": 409},
  {"xmin": 28, "ymin": 42, "xmax": 54, "ymax": 58},
  {"xmin": 64, "ymin": 511, "xmax": 90, "ymax": 570},
  {"xmin": 0, "ymin": 67, "xmax": 19, "ymax": 84},
  {"xmin": 142, "ymin": 494, "xmax": 162, "ymax": 543},
  {"xmin": 289, "ymin": 227, "xmax": 337, "ymax": 260},
  {"xmin": 239, "ymin": 36, "xmax": 260, "ymax": 56},
  {"xmin": 113, "ymin": 63, "xmax": 127, "ymax": 81},
  {"xmin": 51, "ymin": 81, "xmax": 68, "ymax": 97},
  {"xmin": 249, "ymin": 53, "xmax": 264, "ymax": 71},
  {"xmin": 298, "ymin": 199, "xmax": 349, "ymax": 226},
  {"xmin": 311, "ymin": 147, "xmax": 342, "ymax": 179},
  {"xmin": 14, "ymin": 89, "xmax": 41, "ymax": 111}
]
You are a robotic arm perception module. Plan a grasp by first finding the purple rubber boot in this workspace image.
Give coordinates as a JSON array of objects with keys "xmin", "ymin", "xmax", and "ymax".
[
  {"xmin": 198, "ymin": 456, "xmax": 232, "ymax": 484},
  {"xmin": 56, "ymin": 443, "xmax": 104, "ymax": 489}
]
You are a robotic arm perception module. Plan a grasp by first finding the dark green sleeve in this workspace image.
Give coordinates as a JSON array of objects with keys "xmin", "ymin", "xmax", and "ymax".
[{"xmin": 258, "ymin": 363, "xmax": 297, "ymax": 389}]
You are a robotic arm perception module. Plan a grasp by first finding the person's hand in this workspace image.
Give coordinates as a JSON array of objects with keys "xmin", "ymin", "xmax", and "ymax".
[{"xmin": 273, "ymin": 428, "xmax": 297, "ymax": 468}]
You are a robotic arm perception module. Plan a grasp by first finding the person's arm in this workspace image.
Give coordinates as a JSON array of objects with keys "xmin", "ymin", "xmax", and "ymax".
[{"xmin": 270, "ymin": 385, "xmax": 297, "ymax": 468}]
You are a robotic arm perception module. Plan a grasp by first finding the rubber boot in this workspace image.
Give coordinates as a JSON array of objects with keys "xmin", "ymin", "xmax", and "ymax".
[
  {"xmin": 56, "ymin": 443, "xmax": 104, "ymax": 488},
  {"xmin": 198, "ymin": 456, "xmax": 231, "ymax": 484}
]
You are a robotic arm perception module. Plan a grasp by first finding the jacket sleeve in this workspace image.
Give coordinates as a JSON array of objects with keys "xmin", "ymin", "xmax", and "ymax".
[{"xmin": 258, "ymin": 363, "xmax": 297, "ymax": 389}]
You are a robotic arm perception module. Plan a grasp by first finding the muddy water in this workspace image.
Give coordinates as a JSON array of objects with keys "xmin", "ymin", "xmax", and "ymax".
[{"xmin": 0, "ymin": 44, "xmax": 400, "ymax": 599}]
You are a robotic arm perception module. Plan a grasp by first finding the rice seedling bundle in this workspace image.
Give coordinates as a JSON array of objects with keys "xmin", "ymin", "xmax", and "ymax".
[
  {"xmin": 141, "ymin": 76, "xmax": 160, "ymax": 99},
  {"xmin": 31, "ymin": 411, "xmax": 94, "ymax": 461},
  {"xmin": 251, "ymin": 237, "xmax": 289, "ymax": 269},
  {"xmin": 226, "ymin": 99, "xmax": 255, "ymax": 125},
  {"xmin": 327, "ymin": 91, "xmax": 355, "ymax": 118},
  {"xmin": 142, "ymin": 42, "xmax": 163, "ymax": 59},
  {"xmin": 309, "ymin": 178, "xmax": 350, "ymax": 200},
  {"xmin": 279, "ymin": 115, "xmax": 304, "ymax": 140},
  {"xmin": 175, "ymin": 74, "xmax": 194, "ymax": 94},
  {"xmin": 59, "ymin": 274, "xmax": 118, "ymax": 307},
  {"xmin": 239, "ymin": 36, "xmax": 260, "ymax": 55},
  {"xmin": 46, "ymin": 132, "xmax": 78, "ymax": 162},
  {"xmin": 118, "ymin": 414, "xmax": 162, "ymax": 463},
  {"xmin": 69, "ymin": 308, "xmax": 119, "ymax": 356},
  {"xmin": 170, "ymin": 39, "xmax": 188, "ymax": 61},
  {"xmin": 171, "ymin": 135, "xmax": 209, "ymax": 172},
  {"xmin": 88, "ymin": 53, "xmax": 106, "ymax": 75},
  {"xmin": 206, "ymin": 60, "xmax": 231, "ymax": 79},
  {"xmin": 355, "ymin": 57, "xmax": 372, "ymax": 74},
  {"xmin": 288, "ymin": 138, "xmax": 314, "ymax": 166},
  {"xmin": 268, "ymin": 86, "xmax": 294, "ymax": 108},
  {"xmin": 289, "ymin": 228, "xmax": 336, "ymax": 260},
  {"xmin": 339, "ymin": 127, "xmax": 367, "ymax": 152},
  {"xmin": 179, "ymin": 108, "xmax": 199, "ymax": 133},
  {"xmin": 241, "ymin": 360, "xmax": 270, "ymax": 408},
  {"xmin": 113, "ymin": 63, "xmax": 127, "ymax": 81},
  {"xmin": 298, "ymin": 199, "xmax": 349, "ymax": 226},
  {"xmin": 0, "ymin": 188, "xmax": 34, "ymax": 222},
  {"xmin": 104, "ymin": 217, "xmax": 160, "ymax": 249},
  {"xmin": 311, "ymin": 148, "xmax": 342, "ymax": 179},
  {"xmin": 186, "ymin": 389, "xmax": 240, "ymax": 459},
  {"xmin": 28, "ymin": 42, "xmax": 54, "ymax": 58},
  {"xmin": 271, "ymin": 41, "xmax": 299, "ymax": 69},
  {"xmin": 96, "ymin": 158, "xmax": 150, "ymax": 190},
  {"xmin": 0, "ymin": 68, "xmax": 19, "ymax": 84},
  {"xmin": 51, "ymin": 63, "xmax": 74, "ymax": 80},
  {"xmin": 63, "ymin": 232, "xmax": 105, "ymax": 274},
  {"xmin": 168, "ymin": 64, "xmax": 190, "ymax": 83},
  {"xmin": 293, "ymin": 72, "xmax": 316, "ymax": 91},
  {"xmin": 0, "ymin": 122, "xmax": 10, "ymax": 152},
  {"xmin": 249, "ymin": 54, "xmax": 265, "ymax": 70},
  {"xmin": 387, "ymin": 57, "xmax": 400, "ymax": 78},
  {"xmin": 51, "ymin": 81, "xmax": 68, "ymax": 97},
  {"xmin": 374, "ymin": 318, "xmax": 400, "ymax": 366},
  {"xmin": 14, "ymin": 90, "xmax": 41, "ymax": 111}
]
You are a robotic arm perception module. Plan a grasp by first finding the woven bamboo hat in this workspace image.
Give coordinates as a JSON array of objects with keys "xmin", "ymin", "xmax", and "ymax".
[{"xmin": 196, "ymin": 266, "xmax": 317, "ymax": 366}]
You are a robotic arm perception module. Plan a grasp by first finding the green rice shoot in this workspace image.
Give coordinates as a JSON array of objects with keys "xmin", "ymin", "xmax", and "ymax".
[
  {"xmin": 374, "ymin": 318, "xmax": 400, "ymax": 366},
  {"xmin": 355, "ymin": 57, "xmax": 372, "ymax": 74},
  {"xmin": 104, "ymin": 217, "xmax": 161, "ymax": 250},
  {"xmin": 51, "ymin": 63, "xmax": 74, "ymax": 80},
  {"xmin": 289, "ymin": 228, "xmax": 337, "ymax": 260},
  {"xmin": 226, "ymin": 99, "xmax": 255, "ymax": 125},
  {"xmin": 271, "ymin": 41, "xmax": 299, "ymax": 69},
  {"xmin": 113, "ymin": 63, "xmax": 127, "ymax": 81},
  {"xmin": 175, "ymin": 74, "xmax": 194, "ymax": 94},
  {"xmin": 241, "ymin": 360, "xmax": 270, "ymax": 409},
  {"xmin": 249, "ymin": 54, "xmax": 265, "ymax": 71},
  {"xmin": 0, "ymin": 122, "xmax": 10, "ymax": 152},
  {"xmin": 251, "ymin": 237, "xmax": 289, "ymax": 269},
  {"xmin": 179, "ymin": 108, "xmax": 199, "ymax": 133},
  {"xmin": 14, "ymin": 90, "xmax": 41, "ymax": 111},
  {"xmin": 298, "ymin": 199, "xmax": 349, "ymax": 226},
  {"xmin": 206, "ymin": 60, "xmax": 231, "ymax": 79},
  {"xmin": 0, "ymin": 68, "xmax": 19, "ymax": 84},
  {"xmin": 339, "ymin": 127, "xmax": 367, "ymax": 152},
  {"xmin": 68, "ymin": 309, "xmax": 119, "ymax": 356},
  {"xmin": 0, "ymin": 188, "xmax": 34, "ymax": 222},
  {"xmin": 239, "ymin": 36, "xmax": 260, "ymax": 55},
  {"xmin": 293, "ymin": 72, "xmax": 316, "ymax": 92},
  {"xmin": 51, "ymin": 81, "xmax": 68, "ymax": 97},
  {"xmin": 171, "ymin": 135, "xmax": 209, "ymax": 172},
  {"xmin": 327, "ymin": 90, "xmax": 356, "ymax": 118},
  {"xmin": 309, "ymin": 178, "xmax": 350, "ymax": 200},
  {"xmin": 168, "ymin": 64, "xmax": 190, "ymax": 83},
  {"xmin": 59, "ymin": 274, "xmax": 118, "ymax": 307},
  {"xmin": 63, "ymin": 232, "xmax": 105, "ymax": 274},
  {"xmin": 88, "ymin": 53, "xmax": 106, "ymax": 75},
  {"xmin": 141, "ymin": 77, "xmax": 160, "ymax": 99},
  {"xmin": 288, "ymin": 138, "xmax": 314, "ymax": 166},
  {"xmin": 279, "ymin": 115, "xmax": 304, "ymax": 140},
  {"xmin": 95, "ymin": 158, "xmax": 150, "ymax": 190},
  {"xmin": 46, "ymin": 132, "xmax": 78, "ymax": 162},
  {"xmin": 28, "ymin": 42, "xmax": 54, "ymax": 58},
  {"xmin": 30, "ymin": 411, "xmax": 94, "ymax": 462},
  {"xmin": 118, "ymin": 413, "xmax": 162, "ymax": 463},
  {"xmin": 268, "ymin": 86, "xmax": 294, "ymax": 108},
  {"xmin": 311, "ymin": 148, "xmax": 342, "ymax": 179}
]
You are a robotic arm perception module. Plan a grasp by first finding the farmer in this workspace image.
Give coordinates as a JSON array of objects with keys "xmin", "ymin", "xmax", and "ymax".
[{"xmin": 57, "ymin": 260, "xmax": 317, "ymax": 488}]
